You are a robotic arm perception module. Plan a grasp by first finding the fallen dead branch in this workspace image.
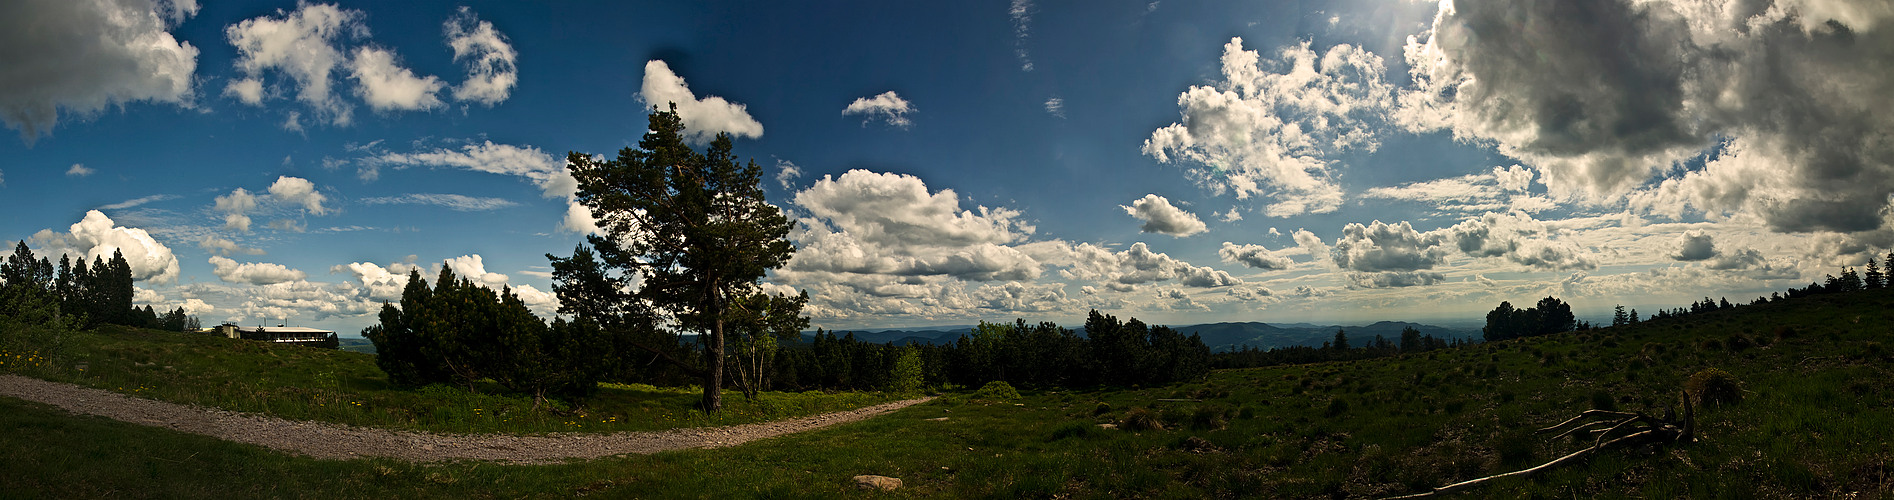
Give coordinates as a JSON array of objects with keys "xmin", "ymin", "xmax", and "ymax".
[{"xmin": 1383, "ymin": 392, "xmax": 1693, "ymax": 499}]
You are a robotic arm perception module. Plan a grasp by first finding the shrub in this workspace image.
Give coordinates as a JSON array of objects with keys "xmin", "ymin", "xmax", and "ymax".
[
  {"xmin": 1589, "ymin": 389, "xmax": 1618, "ymax": 411},
  {"xmin": 1685, "ymin": 368, "xmax": 1743, "ymax": 408},
  {"xmin": 1725, "ymin": 334, "xmax": 1753, "ymax": 352},
  {"xmin": 971, "ymin": 380, "xmax": 1020, "ymax": 401},
  {"xmin": 1188, "ymin": 405, "xmax": 1230, "ymax": 430},
  {"xmin": 1773, "ymin": 326, "xmax": 1798, "ymax": 340},
  {"xmin": 1699, "ymin": 338, "xmax": 1724, "ymax": 351},
  {"xmin": 1324, "ymin": 398, "xmax": 1350, "ymax": 418},
  {"xmin": 1495, "ymin": 431, "xmax": 1536, "ymax": 467},
  {"xmin": 1120, "ymin": 407, "xmax": 1163, "ymax": 431},
  {"xmin": 1093, "ymin": 401, "xmax": 1113, "ymax": 415}
]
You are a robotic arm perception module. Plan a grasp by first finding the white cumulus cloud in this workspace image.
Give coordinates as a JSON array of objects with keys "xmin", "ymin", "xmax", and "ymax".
[
  {"xmin": 267, "ymin": 176, "xmax": 328, "ymax": 215},
  {"xmin": 223, "ymin": 2, "xmax": 366, "ymax": 126},
  {"xmin": 27, "ymin": 210, "xmax": 179, "ymax": 283},
  {"xmin": 1219, "ymin": 241, "xmax": 1294, "ymax": 270},
  {"xmin": 1144, "ymin": 38, "xmax": 1393, "ymax": 216},
  {"xmin": 209, "ymin": 256, "xmax": 306, "ymax": 285},
  {"xmin": 1122, "ymin": 194, "xmax": 1207, "ymax": 237},
  {"xmin": 347, "ymin": 46, "xmax": 443, "ymax": 111},
  {"xmin": 443, "ymin": 7, "xmax": 517, "ymax": 106},
  {"xmin": 639, "ymin": 60, "xmax": 763, "ymax": 144},
  {"xmin": 214, "ymin": 187, "xmax": 258, "ymax": 232},
  {"xmin": 842, "ymin": 91, "xmax": 915, "ymax": 128}
]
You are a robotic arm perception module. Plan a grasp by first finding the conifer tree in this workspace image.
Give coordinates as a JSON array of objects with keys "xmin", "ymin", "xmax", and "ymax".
[
  {"xmin": 562, "ymin": 105, "xmax": 801, "ymax": 412},
  {"xmin": 1867, "ymin": 257, "xmax": 1884, "ymax": 289}
]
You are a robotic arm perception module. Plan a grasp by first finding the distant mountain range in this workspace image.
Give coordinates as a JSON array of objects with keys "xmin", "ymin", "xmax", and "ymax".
[{"xmin": 813, "ymin": 321, "xmax": 1479, "ymax": 352}]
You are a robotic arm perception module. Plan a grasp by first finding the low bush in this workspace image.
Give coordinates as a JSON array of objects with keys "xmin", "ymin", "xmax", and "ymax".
[
  {"xmin": 971, "ymin": 381, "xmax": 1020, "ymax": 401},
  {"xmin": 1726, "ymin": 334, "xmax": 1753, "ymax": 352},
  {"xmin": 1589, "ymin": 389, "xmax": 1617, "ymax": 411},
  {"xmin": 1188, "ymin": 405, "xmax": 1230, "ymax": 431},
  {"xmin": 1699, "ymin": 338, "xmax": 1724, "ymax": 351},
  {"xmin": 1120, "ymin": 407, "xmax": 1163, "ymax": 431},
  {"xmin": 1685, "ymin": 368, "xmax": 1743, "ymax": 408},
  {"xmin": 1324, "ymin": 398, "xmax": 1350, "ymax": 418}
]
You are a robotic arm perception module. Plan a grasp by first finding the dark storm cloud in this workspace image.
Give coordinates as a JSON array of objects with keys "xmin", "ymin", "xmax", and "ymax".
[{"xmin": 1407, "ymin": 0, "xmax": 1894, "ymax": 234}]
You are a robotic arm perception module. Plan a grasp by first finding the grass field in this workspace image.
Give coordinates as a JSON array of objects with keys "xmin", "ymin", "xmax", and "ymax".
[
  {"xmin": 3, "ymin": 289, "xmax": 1893, "ymax": 498},
  {"xmin": 0, "ymin": 325, "xmax": 905, "ymax": 434}
]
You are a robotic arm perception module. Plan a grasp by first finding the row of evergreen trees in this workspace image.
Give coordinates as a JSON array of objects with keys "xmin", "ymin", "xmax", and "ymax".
[
  {"xmin": 363, "ymin": 267, "xmax": 616, "ymax": 404},
  {"xmin": 1602, "ymin": 251, "xmax": 1894, "ymax": 327},
  {"xmin": 365, "ymin": 262, "xmax": 1213, "ymax": 403},
  {"xmin": 0, "ymin": 240, "xmax": 194, "ymax": 332},
  {"xmin": 760, "ymin": 312, "xmax": 1213, "ymax": 392},
  {"xmin": 1210, "ymin": 326, "xmax": 1468, "ymax": 369}
]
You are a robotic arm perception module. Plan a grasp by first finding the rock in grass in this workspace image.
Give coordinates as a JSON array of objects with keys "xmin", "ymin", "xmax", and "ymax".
[{"xmin": 853, "ymin": 475, "xmax": 902, "ymax": 491}]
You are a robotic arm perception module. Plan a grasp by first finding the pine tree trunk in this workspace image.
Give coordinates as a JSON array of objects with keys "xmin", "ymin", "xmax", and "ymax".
[{"xmin": 704, "ymin": 313, "xmax": 725, "ymax": 412}]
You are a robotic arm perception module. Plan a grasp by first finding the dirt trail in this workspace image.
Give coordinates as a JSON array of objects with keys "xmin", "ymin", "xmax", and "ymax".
[{"xmin": 0, "ymin": 374, "xmax": 931, "ymax": 464}]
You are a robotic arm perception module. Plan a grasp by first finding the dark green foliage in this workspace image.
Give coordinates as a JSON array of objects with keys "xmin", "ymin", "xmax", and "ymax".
[
  {"xmin": 1483, "ymin": 296, "xmax": 1575, "ymax": 341},
  {"xmin": 2, "ymin": 241, "xmax": 171, "ymax": 354},
  {"xmin": 1589, "ymin": 389, "xmax": 1618, "ymax": 411},
  {"xmin": 1686, "ymin": 367, "xmax": 1743, "ymax": 408},
  {"xmin": 1726, "ymin": 333, "xmax": 1754, "ymax": 352},
  {"xmin": 971, "ymin": 380, "xmax": 1020, "ymax": 401},
  {"xmin": 1120, "ymin": 407, "xmax": 1163, "ymax": 431},
  {"xmin": 563, "ymin": 105, "xmax": 800, "ymax": 412},
  {"xmin": 1323, "ymin": 398, "xmax": 1349, "ymax": 418},
  {"xmin": 1188, "ymin": 405, "xmax": 1230, "ymax": 430},
  {"xmin": 362, "ymin": 268, "xmax": 610, "ymax": 403}
]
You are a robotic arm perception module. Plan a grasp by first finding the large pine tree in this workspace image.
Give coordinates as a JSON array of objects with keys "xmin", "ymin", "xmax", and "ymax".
[{"xmin": 560, "ymin": 105, "xmax": 801, "ymax": 412}]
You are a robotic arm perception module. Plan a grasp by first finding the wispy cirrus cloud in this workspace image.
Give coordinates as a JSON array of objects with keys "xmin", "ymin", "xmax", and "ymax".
[{"xmin": 360, "ymin": 193, "xmax": 517, "ymax": 211}]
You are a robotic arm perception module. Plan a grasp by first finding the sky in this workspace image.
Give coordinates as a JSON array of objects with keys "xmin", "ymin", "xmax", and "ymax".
[{"xmin": 3, "ymin": 0, "xmax": 1892, "ymax": 336}]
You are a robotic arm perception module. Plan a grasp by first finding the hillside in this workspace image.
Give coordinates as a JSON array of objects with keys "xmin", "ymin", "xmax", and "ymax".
[
  {"xmin": 2, "ymin": 288, "xmax": 1891, "ymax": 497},
  {"xmin": 818, "ymin": 320, "xmax": 1478, "ymax": 352}
]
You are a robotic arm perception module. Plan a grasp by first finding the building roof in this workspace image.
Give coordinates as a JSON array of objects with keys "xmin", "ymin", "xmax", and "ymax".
[{"xmin": 244, "ymin": 326, "xmax": 334, "ymax": 335}]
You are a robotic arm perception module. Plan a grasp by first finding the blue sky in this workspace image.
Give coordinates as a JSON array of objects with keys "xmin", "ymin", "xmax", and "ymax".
[{"xmin": 4, "ymin": 0, "xmax": 1891, "ymax": 335}]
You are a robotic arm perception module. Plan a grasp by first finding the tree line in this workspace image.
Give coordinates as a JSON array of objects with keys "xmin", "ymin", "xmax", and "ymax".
[
  {"xmin": 0, "ymin": 240, "xmax": 197, "ymax": 333},
  {"xmin": 1211, "ymin": 325, "xmax": 1469, "ymax": 369},
  {"xmin": 1491, "ymin": 250, "xmax": 1894, "ymax": 341},
  {"xmin": 765, "ymin": 312, "xmax": 1213, "ymax": 392}
]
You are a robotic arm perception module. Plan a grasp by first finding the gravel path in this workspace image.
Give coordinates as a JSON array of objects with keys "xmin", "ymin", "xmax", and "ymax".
[{"xmin": 0, "ymin": 374, "xmax": 931, "ymax": 464}]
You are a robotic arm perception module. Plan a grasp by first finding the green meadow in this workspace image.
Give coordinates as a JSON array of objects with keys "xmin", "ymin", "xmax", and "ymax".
[{"xmin": 4, "ymin": 288, "xmax": 1893, "ymax": 498}]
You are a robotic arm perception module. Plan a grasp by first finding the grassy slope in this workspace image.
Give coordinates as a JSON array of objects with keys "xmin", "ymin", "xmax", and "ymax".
[
  {"xmin": 3, "ymin": 290, "xmax": 1893, "ymax": 498},
  {"xmin": 0, "ymin": 325, "xmax": 903, "ymax": 434}
]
